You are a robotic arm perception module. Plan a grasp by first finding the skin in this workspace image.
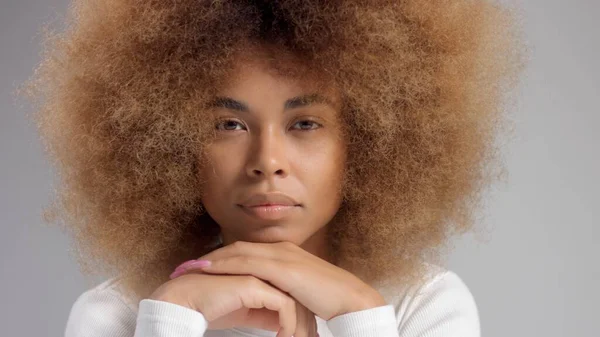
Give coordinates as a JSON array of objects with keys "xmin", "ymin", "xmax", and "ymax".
[
  {"xmin": 199, "ymin": 53, "xmax": 346, "ymax": 265},
  {"xmin": 160, "ymin": 51, "xmax": 386, "ymax": 335},
  {"xmin": 170, "ymin": 241, "xmax": 388, "ymax": 317}
]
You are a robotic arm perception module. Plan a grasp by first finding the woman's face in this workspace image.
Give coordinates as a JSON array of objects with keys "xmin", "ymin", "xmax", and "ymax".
[{"xmin": 200, "ymin": 56, "xmax": 346, "ymax": 248}]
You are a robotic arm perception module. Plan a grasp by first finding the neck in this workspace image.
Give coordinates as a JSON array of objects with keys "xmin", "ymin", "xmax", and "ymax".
[{"xmin": 299, "ymin": 224, "xmax": 334, "ymax": 264}]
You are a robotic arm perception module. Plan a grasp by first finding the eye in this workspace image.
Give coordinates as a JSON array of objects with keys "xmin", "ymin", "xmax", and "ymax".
[
  {"xmin": 215, "ymin": 119, "xmax": 246, "ymax": 131},
  {"xmin": 291, "ymin": 120, "xmax": 322, "ymax": 131}
]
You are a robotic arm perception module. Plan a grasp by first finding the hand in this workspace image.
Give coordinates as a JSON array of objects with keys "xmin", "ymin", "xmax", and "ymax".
[
  {"xmin": 150, "ymin": 272, "xmax": 319, "ymax": 337},
  {"xmin": 170, "ymin": 241, "xmax": 387, "ymax": 320}
]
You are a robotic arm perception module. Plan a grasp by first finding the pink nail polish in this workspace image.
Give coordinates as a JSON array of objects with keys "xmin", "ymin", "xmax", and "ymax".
[
  {"xmin": 175, "ymin": 259, "xmax": 199, "ymax": 270},
  {"xmin": 169, "ymin": 268, "xmax": 185, "ymax": 279}
]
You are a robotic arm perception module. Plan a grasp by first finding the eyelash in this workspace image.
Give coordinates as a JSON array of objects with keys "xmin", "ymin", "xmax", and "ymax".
[{"xmin": 215, "ymin": 119, "xmax": 322, "ymax": 132}]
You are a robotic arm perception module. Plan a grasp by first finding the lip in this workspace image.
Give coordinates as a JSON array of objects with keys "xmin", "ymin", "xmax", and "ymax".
[
  {"xmin": 238, "ymin": 192, "xmax": 301, "ymax": 220},
  {"xmin": 239, "ymin": 192, "xmax": 301, "ymax": 207},
  {"xmin": 239, "ymin": 204, "xmax": 299, "ymax": 221}
]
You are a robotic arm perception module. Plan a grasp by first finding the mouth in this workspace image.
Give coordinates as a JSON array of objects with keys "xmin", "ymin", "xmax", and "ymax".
[{"xmin": 237, "ymin": 204, "xmax": 300, "ymax": 221}]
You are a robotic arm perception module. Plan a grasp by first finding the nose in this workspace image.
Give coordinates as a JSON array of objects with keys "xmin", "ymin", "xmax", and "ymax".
[{"xmin": 245, "ymin": 126, "xmax": 289, "ymax": 179}]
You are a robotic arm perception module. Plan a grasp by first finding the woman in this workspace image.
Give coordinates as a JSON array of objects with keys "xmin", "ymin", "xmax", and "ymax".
[{"xmin": 21, "ymin": 0, "xmax": 525, "ymax": 336}]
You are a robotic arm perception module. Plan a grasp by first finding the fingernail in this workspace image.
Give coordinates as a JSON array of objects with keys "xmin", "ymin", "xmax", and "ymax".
[
  {"xmin": 175, "ymin": 259, "xmax": 199, "ymax": 270},
  {"xmin": 187, "ymin": 260, "xmax": 211, "ymax": 268},
  {"xmin": 169, "ymin": 267, "xmax": 186, "ymax": 279}
]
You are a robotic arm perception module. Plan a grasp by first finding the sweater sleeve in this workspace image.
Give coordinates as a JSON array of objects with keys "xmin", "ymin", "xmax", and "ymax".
[
  {"xmin": 64, "ymin": 283, "xmax": 208, "ymax": 337},
  {"xmin": 64, "ymin": 285, "xmax": 138, "ymax": 337},
  {"xmin": 326, "ymin": 304, "xmax": 400, "ymax": 337},
  {"xmin": 325, "ymin": 270, "xmax": 480, "ymax": 337},
  {"xmin": 133, "ymin": 299, "xmax": 208, "ymax": 337}
]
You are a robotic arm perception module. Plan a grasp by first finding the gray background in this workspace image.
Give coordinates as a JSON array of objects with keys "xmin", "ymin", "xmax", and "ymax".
[{"xmin": 1, "ymin": 0, "xmax": 598, "ymax": 336}]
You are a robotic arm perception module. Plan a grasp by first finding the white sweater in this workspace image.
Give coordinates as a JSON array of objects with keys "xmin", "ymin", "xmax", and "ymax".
[{"xmin": 64, "ymin": 263, "xmax": 480, "ymax": 337}]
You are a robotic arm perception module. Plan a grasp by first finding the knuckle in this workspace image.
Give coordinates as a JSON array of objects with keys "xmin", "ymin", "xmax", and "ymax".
[
  {"xmin": 244, "ymin": 275, "xmax": 262, "ymax": 288},
  {"xmin": 285, "ymin": 296, "xmax": 297, "ymax": 310},
  {"xmin": 231, "ymin": 240, "xmax": 248, "ymax": 251}
]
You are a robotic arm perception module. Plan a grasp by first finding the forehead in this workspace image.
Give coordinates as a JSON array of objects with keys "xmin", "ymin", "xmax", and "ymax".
[{"xmin": 219, "ymin": 42, "xmax": 342, "ymax": 110}]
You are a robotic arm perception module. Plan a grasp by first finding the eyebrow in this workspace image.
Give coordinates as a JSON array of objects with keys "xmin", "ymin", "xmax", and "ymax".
[{"xmin": 207, "ymin": 93, "xmax": 334, "ymax": 113}]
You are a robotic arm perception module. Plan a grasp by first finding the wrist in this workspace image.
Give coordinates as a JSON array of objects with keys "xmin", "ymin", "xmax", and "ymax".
[
  {"xmin": 337, "ymin": 288, "xmax": 387, "ymax": 318},
  {"xmin": 356, "ymin": 291, "xmax": 387, "ymax": 311},
  {"xmin": 149, "ymin": 284, "xmax": 193, "ymax": 310}
]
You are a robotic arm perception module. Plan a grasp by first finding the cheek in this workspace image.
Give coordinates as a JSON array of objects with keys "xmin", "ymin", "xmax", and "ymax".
[
  {"xmin": 200, "ymin": 147, "xmax": 240, "ymax": 198},
  {"xmin": 205, "ymin": 142, "xmax": 244, "ymax": 176},
  {"xmin": 298, "ymin": 141, "xmax": 345, "ymax": 200}
]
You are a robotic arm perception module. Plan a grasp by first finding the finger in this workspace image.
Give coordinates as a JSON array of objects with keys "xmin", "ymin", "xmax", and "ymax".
[
  {"xmin": 240, "ymin": 277, "xmax": 297, "ymax": 337},
  {"xmin": 294, "ymin": 301, "xmax": 313, "ymax": 337},
  {"xmin": 194, "ymin": 241, "xmax": 300, "ymax": 265},
  {"xmin": 187, "ymin": 255, "xmax": 294, "ymax": 294},
  {"xmin": 306, "ymin": 305, "xmax": 318, "ymax": 337}
]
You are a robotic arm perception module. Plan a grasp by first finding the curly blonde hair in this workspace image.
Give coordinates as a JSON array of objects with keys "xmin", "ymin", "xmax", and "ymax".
[{"xmin": 17, "ymin": 0, "xmax": 526, "ymax": 302}]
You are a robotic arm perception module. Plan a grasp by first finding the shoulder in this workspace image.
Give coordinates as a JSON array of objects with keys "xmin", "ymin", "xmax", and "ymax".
[
  {"xmin": 382, "ymin": 263, "xmax": 481, "ymax": 337},
  {"xmin": 64, "ymin": 277, "xmax": 138, "ymax": 337}
]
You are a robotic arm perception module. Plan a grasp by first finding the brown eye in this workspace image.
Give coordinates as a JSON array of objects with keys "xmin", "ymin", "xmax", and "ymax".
[
  {"xmin": 292, "ymin": 120, "xmax": 322, "ymax": 131},
  {"xmin": 215, "ymin": 119, "xmax": 246, "ymax": 131}
]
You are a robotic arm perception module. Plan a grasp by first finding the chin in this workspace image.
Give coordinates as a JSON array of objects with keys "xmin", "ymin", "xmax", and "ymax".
[{"xmin": 243, "ymin": 225, "xmax": 301, "ymax": 245}]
